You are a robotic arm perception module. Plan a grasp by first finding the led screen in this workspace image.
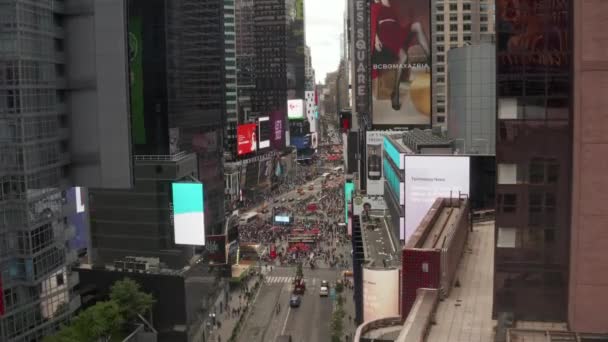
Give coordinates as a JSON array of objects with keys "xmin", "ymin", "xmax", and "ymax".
[
  {"xmin": 258, "ymin": 117, "xmax": 271, "ymax": 149},
  {"xmin": 274, "ymin": 216, "xmax": 291, "ymax": 223},
  {"xmin": 172, "ymin": 183, "xmax": 205, "ymax": 245},
  {"xmin": 345, "ymin": 181, "xmax": 355, "ymax": 223},
  {"xmin": 404, "ymin": 156, "xmax": 470, "ymax": 242},
  {"xmin": 363, "ymin": 268, "xmax": 400, "ymax": 322},
  {"xmin": 366, "ymin": 131, "xmax": 393, "ymax": 195},
  {"xmin": 237, "ymin": 123, "xmax": 258, "ymax": 155},
  {"xmin": 287, "ymin": 99, "xmax": 305, "ymax": 119},
  {"xmin": 371, "ymin": 0, "xmax": 431, "ymax": 126}
]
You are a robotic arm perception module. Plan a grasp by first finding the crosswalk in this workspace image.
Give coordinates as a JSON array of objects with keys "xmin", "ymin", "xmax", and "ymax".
[{"xmin": 265, "ymin": 276, "xmax": 318, "ymax": 284}]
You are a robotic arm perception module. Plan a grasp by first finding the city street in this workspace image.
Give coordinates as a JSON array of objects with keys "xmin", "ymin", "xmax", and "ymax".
[{"xmin": 237, "ymin": 267, "xmax": 339, "ymax": 342}]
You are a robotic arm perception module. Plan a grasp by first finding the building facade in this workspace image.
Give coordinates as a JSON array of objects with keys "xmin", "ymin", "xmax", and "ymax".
[
  {"xmin": 224, "ymin": 0, "xmax": 238, "ymax": 156},
  {"xmin": 432, "ymin": 0, "xmax": 495, "ymax": 128},
  {"xmin": 494, "ymin": 0, "xmax": 571, "ymax": 323},
  {"xmin": 0, "ymin": 0, "xmax": 133, "ymax": 340},
  {"xmin": 447, "ymin": 43, "xmax": 495, "ymax": 155}
]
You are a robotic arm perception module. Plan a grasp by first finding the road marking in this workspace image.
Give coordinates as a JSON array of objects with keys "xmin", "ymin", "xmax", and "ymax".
[{"xmin": 281, "ymin": 306, "xmax": 292, "ymax": 335}]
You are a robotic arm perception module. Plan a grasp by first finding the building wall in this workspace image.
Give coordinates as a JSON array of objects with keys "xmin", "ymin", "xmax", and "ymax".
[
  {"xmin": 493, "ymin": 0, "xmax": 572, "ymax": 322},
  {"xmin": 568, "ymin": 0, "xmax": 608, "ymax": 333},
  {"xmin": 447, "ymin": 43, "xmax": 495, "ymax": 155},
  {"xmin": 432, "ymin": 0, "xmax": 495, "ymax": 129}
]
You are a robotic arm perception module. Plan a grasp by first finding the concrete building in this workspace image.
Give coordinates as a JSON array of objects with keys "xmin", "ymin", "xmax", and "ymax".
[
  {"xmin": 494, "ymin": 0, "xmax": 608, "ymax": 334},
  {"xmin": 304, "ymin": 45, "xmax": 315, "ymax": 91},
  {"xmin": 432, "ymin": 0, "xmax": 495, "ymax": 128},
  {"xmin": 447, "ymin": 43, "xmax": 496, "ymax": 155},
  {"xmin": 0, "ymin": 0, "xmax": 134, "ymax": 340}
]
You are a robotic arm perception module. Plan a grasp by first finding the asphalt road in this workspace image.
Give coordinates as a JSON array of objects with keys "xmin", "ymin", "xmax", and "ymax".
[{"xmin": 237, "ymin": 267, "xmax": 341, "ymax": 342}]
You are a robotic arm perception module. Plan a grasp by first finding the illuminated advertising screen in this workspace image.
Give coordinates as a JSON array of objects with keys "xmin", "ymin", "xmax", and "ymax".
[
  {"xmin": 237, "ymin": 123, "xmax": 258, "ymax": 155},
  {"xmin": 206, "ymin": 235, "xmax": 226, "ymax": 263},
  {"xmin": 371, "ymin": 0, "xmax": 431, "ymax": 127},
  {"xmin": 345, "ymin": 181, "xmax": 355, "ymax": 223},
  {"xmin": 363, "ymin": 268, "xmax": 400, "ymax": 321},
  {"xmin": 67, "ymin": 187, "xmax": 89, "ymax": 252},
  {"xmin": 172, "ymin": 183, "xmax": 205, "ymax": 245},
  {"xmin": 270, "ymin": 110, "xmax": 285, "ymax": 150},
  {"xmin": 258, "ymin": 116, "xmax": 271, "ymax": 149},
  {"xmin": 404, "ymin": 156, "xmax": 470, "ymax": 242},
  {"xmin": 291, "ymin": 135, "xmax": 310, "ymax": 150},
  {"xmin": 128, "ymin": 15, "xmax": 146, "ymax": 144},
  {"xmin": 274, "ymin": 215, "xmax": 291, "ymax": 223},
  {"xmin": 366, "ymin": 131, "xmax": 393, "ymax": 195},
  {"xmin": 287, "ymin": 99, "xmax": 305, "ymax": 119}
]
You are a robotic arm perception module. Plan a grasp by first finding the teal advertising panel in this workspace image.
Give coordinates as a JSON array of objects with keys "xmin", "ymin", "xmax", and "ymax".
[{"xmin": 172, "ymin": 183, "xmax": 205, "ymax": 245}]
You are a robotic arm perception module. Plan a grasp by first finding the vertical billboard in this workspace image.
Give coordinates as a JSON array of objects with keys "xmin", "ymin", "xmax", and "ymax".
[
  {"xmin": 258, "ymin": 116, "xmax": 271, "ymax": 149},
  {"xmin": 404, "ymin": 156, "xmax": 470, "ymax": 242},
  {"xmin": 172, "ymin": 183, "xmax": 205, "ymax": 245},
  {"xmin": 370, "ymin": 0, "xmax": 431, "ymax": 126},
  {"xmin": 345, "ymin": 181, "xmax": 355, "ymax": 223},
  {"xmin": 353, "ymin": 0, "xmax": 370, "ymax": 116},
  {"xmin": 363, "ymin": 267, "xmax": 400, "ymax": 321},
  {"xmin": 270, "ymin": 110, "xmax": 285, "ymax": 150},
  {"xmin": 128, "ymin": 15, "xmax": 146, "ymax": 144},
  {"xmin": 206, "ymin": 235, "xmax": 227, "ymax": 263},
  {"xmin": 287, "ymin": 99, "xmax": 305, "ymax": 119},
  {"xmin": 366, "ymin": 131, "xmax": 392, "ymax": 195},
  {"xmin": 305, "ymin": 91, "xmax": 316, "ymax": 132},
  {"xmin": 237, "ymin": 123, "xmax": 258, "ymax": 155},
  {"xmin": 67, "ymin": 187, "xmax": 90, "ymax": 254}
]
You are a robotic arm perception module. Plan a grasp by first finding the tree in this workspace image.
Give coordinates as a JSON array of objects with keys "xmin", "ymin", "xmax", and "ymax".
[
  {"xmin": 110, "ymin": 278, "xmax": 155, "ymax": 324},
  {"xmin": 335, "ymin": 281, "xmax": 344, "ymax": 294},
  {"xmin": 44, "ymin": 301, "xmax": 124, "ymax": 342},
  {"xmin": 295, "ymin": 262, "xmax": 304, "ymax": 279},
  {"xmin": 330, "ymin": 296, "xmax": 346, "ymax": 342}
]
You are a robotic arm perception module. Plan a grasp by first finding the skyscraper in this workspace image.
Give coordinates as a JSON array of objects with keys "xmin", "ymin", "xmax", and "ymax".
[
  {"xmin": 494, "ymin": 0, "xmax": 608, "ymax": 332},
  {"xmin": 224, "ymin": 0, "xmax": 238, "ymax": 156},
  {"xmin": 432, "ymin": 0, "xmax": 495, "ymax": 128},
  {"xmin": 89, "ymin": 0, "xmax": 226, "ymax": 268},
  {"xmin": 0, "ymin": 0, "xmax": 133, "ymax": 340}
]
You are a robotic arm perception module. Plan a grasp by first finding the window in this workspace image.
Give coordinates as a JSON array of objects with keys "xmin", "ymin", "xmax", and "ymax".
[
  {"xmin": 464, "ymin": 35, "xmax": 471, "ymax": 42},
  {"xmin": 529, "ymin": 161, "xmax": 545, "ymax": 184},
  {"xmin": 498, "ymin": 98, "xmax": 518, "ymax": 119},
  {"xmin": 436, "ymin": 14, "xmax": 444, "ymax": 21},
  {"xmin": 437, "ymin": 116, "xmax": 446, "ymax": 123},
  {"xmin": 437, "ymin": 45, "xmax": 444, "ymax": 52},
  {"xmin": 437, "ymin": 55, "xmax": 444, "ymax": 62},
  {"xmin": 450, "ymin": 35, "xmax": 458, "ymax": 42},
  {"xmin": 436, "ymin": 35, "xmax": 444, "ymax": 42},
  {"xmin": 437, "ymin": 76, "xmax": 445, "ymax": 83},
  {"xmin": 56, "ymin": 273, "xmax": 64, "ymax": 286},
  {"xmin": 450, "ymin": 24, "xmax": 458, "ymax": 31},
  {"xmin": 497, "ymin": 227, "xmax": 518, "ymax": 248},
  {"xmin": 450, "ymin": 4, "xmax": 457, "ymax": 11},
  {"xmin": 463, "ymin": 24, "xmax": 471, "ymax": 31},
  {"xmin": 463, "ymin": 14, "xmax": 471, "ymax": 21},
  {"xmin": 481, "ymin": 25, "xmax": 488, "ymax": 32},
  {"xmin": 437, "ymin": 24, "xmax": 444, "ymax": 31},
  {"xmin": 498, "ymin": 164, "xmax": 517, "ymax": 184},
  {"xmin": 437, "ymin": 66, "xmax": 445, "ymax": 73},
  {"xmin": 437, "ymin": 105, "xmax": 445, "ymax": 113},
  {"xmin": 499, "ymin": 193, "xmax": 517, "ymax": 213},
  {"xmin": 463, "ymin": 3, "xmax": 471, "ymax": 10},
  {"xmin": 436, "ymin": 4, "xmax": 444, "ymax": 11}
]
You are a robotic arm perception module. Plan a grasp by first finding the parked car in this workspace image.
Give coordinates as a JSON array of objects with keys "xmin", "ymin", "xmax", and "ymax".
[{"xmin": 289, "ymin": 295, "xmax": 301, "ymax": 308}]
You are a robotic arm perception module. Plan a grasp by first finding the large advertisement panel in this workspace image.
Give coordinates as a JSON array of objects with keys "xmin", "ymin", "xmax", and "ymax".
[
  {"xmin": 128, "ymin": 15, "xmax": 146, "ymax": 144},
  {"xmin": 404, "ymin": 156, "xmax": 470, "ymax": 242},
  {"xmin": 363, "ymin": 267, "xmax": 400, "ymax": 322},
  {"xmin": 67, "ymin": 187, "xmax": 90, "ymax": 253},
  {"xmin": 345, "ymin": 181, "xmax": 355, "ymax": 223},
  {"xmin": 353, "ymin": 195, "xmax": 387, "ymax": 216},
  {"xmin": 206, "ymin": 235, "xmax": 227, "ymax": 263},
  {"xmin": 172, "ymin": 183, "xmax": 205, "ymax": 245},
  {"xmin": 270, "ymin": 110, "xmax": 285, "ymax": 150},
  {"xmin": 237, "ymin": 123, "xmax": 258, "ymax": 155},
  {"xmin": 258, "ymin": 117, "xmax": 271, "ymax": 149},
  {"xmin": 287, "ymin": 99, "xmax": 305, "ymax": 119},
  {"xmin": 366, "ymin": 131, "xmax": 392, "ymax": 195},
  {"xmin": 370, "ymin": 0, "xmax": 431, "ymax": 126},
  {"xmin": 291, "ymin": 135, "xmax": 310, "ymax": 150},
  {"xmin": 305, "ymin": 91, "xmax": 316, "ymax": 132},
  {"xmin": 353, "ymin": 0, "xmax": 370, "ymax": 116}
]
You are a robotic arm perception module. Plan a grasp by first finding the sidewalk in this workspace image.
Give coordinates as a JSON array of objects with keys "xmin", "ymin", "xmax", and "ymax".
[{"xmin": 205, "ymin": 267, "xmax": 269, "ymax": 342}]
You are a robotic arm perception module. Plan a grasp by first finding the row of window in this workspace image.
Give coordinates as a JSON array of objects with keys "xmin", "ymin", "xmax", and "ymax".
[
  {"xmin": 436, "ymin": 3, "xmax": 473, "ymax": 12},
  {"xmin": 498, "ymin": 159, "xmax": 559, "ymax": 185}
]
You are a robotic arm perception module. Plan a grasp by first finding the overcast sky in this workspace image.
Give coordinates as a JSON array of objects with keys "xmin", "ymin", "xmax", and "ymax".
[{"xmin": 305, "ymin": 0, "xmax": 345, "ymax": 84}]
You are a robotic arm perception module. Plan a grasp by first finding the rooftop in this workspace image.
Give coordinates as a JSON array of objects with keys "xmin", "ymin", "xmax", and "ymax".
[{"xmin": 360, "ymin": 215, "xmax": 401, "ymax": 268}]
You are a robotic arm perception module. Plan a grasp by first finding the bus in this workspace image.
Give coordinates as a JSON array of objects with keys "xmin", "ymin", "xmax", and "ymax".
[{"xmin": 239, "ymin": 212, "xmax": 259, "ymax": 225}]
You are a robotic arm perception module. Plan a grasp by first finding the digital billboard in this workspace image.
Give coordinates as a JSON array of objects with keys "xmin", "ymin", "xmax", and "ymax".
[
  {"xmin": 370, "ymin": 0, "xmax": 431, "ymax": 127},
  {"xmin": 404, "ymin": 156, "xmax": 470, "ymax": 242},
  {"xmin": 172, "ymin": 183, "xmax": 205, "ymax": 245},
  {"xmin": 67, "ymin": 187, "xmax": 90, "ymax": 253},
  {"xmin": 237, "ymin": 123, "xmax": 257, "ymax": 155},
  {"xmin": 291, "ymin": 135, "xmax": 310, "ymax": 150},
  {"xmin": 274, "ymin": 215, "xmax": 291, "ymax": 223},
  {"xmin": 345, "ymin": 181, "xmax": 355, "ymax": 223},
  {"xmin": 363, "ymin": 267, "xmax": 400, "ymax": 322},
  {"xmin": 206, "ymin": 235, "xmax": 226, "ymax": 263},
  {"xmin": 353, "ymin": 195, "xmax": 387, "ymax": 216},
  {"xmin": 128, "ymin": 15, "xmax": 146, "ymax": 144},
  {"xmin": 270, "ymin": 110, "xmax": 285, "ymax": 150},
  {"xmin": 258, "ymin": 116, "xmax": 271, "ymax": 149},
  {"xmin": 366, "ymin": 131, "xmax": 393, "ymax": 195},
  {"xmin": 287, "ymin": 99, "xmax": 305, "ymax": 119},
  {"xmin": 305, "ymin": 91, "xmax": 316, "ymax": 132}
]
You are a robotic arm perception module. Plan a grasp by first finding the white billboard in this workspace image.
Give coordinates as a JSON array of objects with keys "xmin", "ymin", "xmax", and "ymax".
[
  {"xmin": 363, "ymin": 268, "xmax": 400, "ymax": 322},
  {"xmin": 172, "ymin": 183, "xmax": 206, "ymax": 245},
  {"xmin": 287, "ymin": 99, "xmax": 305, "ymax": 119},
  {"xmin": 258, "ymin": 116, "xmax": 270, "ymax": 149},
  {"xmin": 404, "ymin": 156, "xmax": 470, "ymax": 243},
  {"xmin": 305, "ymin": 91, "xmax": 316, "ymax": 132},
  {"xmin": 366, "ymin": 131, "xmax": 393, "ymax": 195}
]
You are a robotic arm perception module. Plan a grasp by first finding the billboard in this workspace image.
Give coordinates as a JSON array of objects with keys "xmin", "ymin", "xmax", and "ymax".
[
  {"xmin": 291, "ymin": 135, "xmax": 310, "ymax": 150},
  {"xmin": 370, "ymin": 0, "xmax": 431, "ymax": 126},
  {"xmin": 310, "ymin": 132, "xmax": 318, "ymax": 149},
  {"xmin": 404, "ymin": 156, "xmax": 470, "ymax": 242},
  {"xmin": 270, "ymin": 110, "xmax": 285, "ymax": 150},
  {"xmin": 206, "ymin": 235, "xmax": 227, "ymax": 263},
  {"xmin": 67, "ymin": 187, "xmax": 90, "ymax": 253},
  {"xmin": 353, "ymin": 195, "xmax": 387, "ymax": 216},
  {"xmin": 363, "ymin": 267, "xmax": 400, "ymax": 322},
  {"xmin": 366, "ymin": 131, "xmax": 392, "ymax": 195},
  {"xmin": 305, "ymin": 91, "xmax": 316, "ymax": 132},
  {"xmin": 287, "ymin": 99, "xmax": 305, "ymax": 119},
  {"xmin": 172, "ymin": 183, "xmax": 205, "ymax": 245},
  {"xmin": 258, "ymin": 116, "xmax": 271, "ymax": 149},
  {"xmin": 353, "ymin": 0, "xmax": 370, "ymax": 116},
  {"xmin": 274, "ymin": 215, "xmax": 291, "ymax": 223},
  {"xmin": 128, "ymin": 15, "xmax": 146, "ymax": 144},
  {"xmin": 237, "ymin": 123, "xmax": 257, "ymax": 155},
  {"xmin": 345, "ymin": 181, "xmax": 355, "ymax": 223}
]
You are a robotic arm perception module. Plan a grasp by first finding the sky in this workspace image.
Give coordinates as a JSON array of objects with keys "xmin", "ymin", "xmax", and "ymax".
[{"xmin": 305, "ymin": 0, "xmax": 346, "ymax": 84}]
